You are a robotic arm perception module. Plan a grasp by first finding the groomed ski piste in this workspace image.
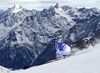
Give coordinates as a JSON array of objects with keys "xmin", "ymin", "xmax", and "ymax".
[{"xmin": 1, "ymin": 42, "xmax": 100, "ymax": 73}]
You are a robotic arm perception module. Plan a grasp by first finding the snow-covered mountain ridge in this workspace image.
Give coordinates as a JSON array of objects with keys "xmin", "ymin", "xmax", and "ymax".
[
  {"xmin": 0, "ymin": 3, "xmax": 100, "ymax": 69},
  {"xmin": 0, "ymin": 4, "xmax": 37, "ymax": 40},
  {"xmin": 12, "ymin": 4, "xmax": 25, "ymax": 13}
]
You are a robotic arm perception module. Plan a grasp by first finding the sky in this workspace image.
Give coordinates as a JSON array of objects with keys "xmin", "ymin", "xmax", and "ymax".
[{"xmin": 0, "ymin": 0, "xmax": 99, "ymax": 11}]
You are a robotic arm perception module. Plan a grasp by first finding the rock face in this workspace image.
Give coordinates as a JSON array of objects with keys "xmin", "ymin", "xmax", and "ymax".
[{"xmin": 0, "ymin": 4, "xmax": 100, "ymax": 69}]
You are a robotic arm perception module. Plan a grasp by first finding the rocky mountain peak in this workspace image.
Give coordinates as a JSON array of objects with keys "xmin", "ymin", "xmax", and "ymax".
[
  {"xmin": 55, "ymin": 3, "xmax": 60, "ymax": 8},
  {"xmin": 12, "ymin": 4, "xmax": 25, "ymax": 13}
]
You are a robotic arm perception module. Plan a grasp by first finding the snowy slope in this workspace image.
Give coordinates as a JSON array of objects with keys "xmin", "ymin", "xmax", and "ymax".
[
  {"xmin": 0, "ymin": 66, "xmax": 11, "ymax": 73},
  {"xmin": 10, "ymin": 43, "xmax": 100, "ymax": 73}
]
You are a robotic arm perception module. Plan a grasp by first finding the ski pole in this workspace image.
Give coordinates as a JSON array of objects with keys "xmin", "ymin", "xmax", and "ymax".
[
  {"xmin": 70, "ymin": 27, "xmax": 86, "ymax": 32},
  {"xmin": 62, "ymin": 27, "xmax": 86, "ymax": 37}
]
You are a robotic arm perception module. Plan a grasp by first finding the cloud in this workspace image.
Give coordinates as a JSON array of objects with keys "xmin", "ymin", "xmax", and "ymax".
[
  {"xmin": 0, "ymin": 0, "xmax": 65, "ymax": 3},
  {"xmin": 96, "ymin": 0, "xmax": 100, "ymax": 3},
  {"xmin": 14, "ymin": 0, "xmax": 39, "ymax": 2},
  {"xmin": 64, "ymin": 0, "xmax": 99, "ymax": 8},
  {"xmin": 0, "ymin": 0, "xmax": 39, "ymax": 3},
  {"xmin": 0, "ymin": 0, "xmax": 98, "ymax": 4},
  {"xmin": 39, "ymin": 1, "xmax": 57, "ymax": 3},
  {"xmin": 0, "ymin": 0, "xmax": 100, "ymax": 10},
  {"xmin": 66, "ymin": 0, "xmax": 96, "ymax": 4}
]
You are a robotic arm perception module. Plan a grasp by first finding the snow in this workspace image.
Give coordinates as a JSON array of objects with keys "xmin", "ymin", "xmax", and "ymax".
[
  {"xmin": 0, "ymin": 28, "xmax": 9, "ymax": 41},
  {"xmin": 55, "ymin": 7, "xmax": 73, "ymax": 22},
  {"xmin": 70, "ymin": 33, "xmax": 75, "ymax": 41},
  {"xmin": 72, "ymin": 8, "xmax": 81, "ymax": 17},
  {"xmin": 15, "ymin": 28, "xmax": 33, "ymax": 45},
  {"xmin": 0, "ymin": 66, "xmax": 11, "ymax": 73},
  {"xmin": 0, "ymin": 21, "xmax": 23, "ymax": 41},
  {"xmin": 10, "ymin": 43, "xmax": 100, "ymax": 73},
  {"xmin": 12, "ymin": 4, "xmax": 23, "ymax": 13}
]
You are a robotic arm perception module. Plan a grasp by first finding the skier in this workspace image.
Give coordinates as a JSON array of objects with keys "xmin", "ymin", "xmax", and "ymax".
[{"xmin": 51, "ymin": 33, "xmax": 72, "ymax": 58}]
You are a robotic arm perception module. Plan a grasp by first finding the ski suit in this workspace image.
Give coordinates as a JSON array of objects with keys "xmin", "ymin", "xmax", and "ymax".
[{"xmin": 55, "ymin": 35, "xmax": 72, "ymax": 58}]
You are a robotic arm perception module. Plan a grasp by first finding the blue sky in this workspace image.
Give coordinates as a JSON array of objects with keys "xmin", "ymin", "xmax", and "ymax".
[{"xmin": 0, "ymin": 0, "xmax": 99, "ymax": 10}]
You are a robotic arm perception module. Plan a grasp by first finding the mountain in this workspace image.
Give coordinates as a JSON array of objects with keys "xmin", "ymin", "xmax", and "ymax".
[
  {"xmin": 0, "ymin": 10, "xmax": 4, "ymax": 14},
  {"xmin": 63, "ymin": 8, "xmax": 100, "ymax": 44},
  {"xmin": 0, "ymin": 3, "xmax": 100, "ymax": 69},
  {"xmin": 5, "ymin": 4, "xmax": 25, "ymax": 13},
  {"xmin": 0, "ymin": 4, "xmax": 37, "ymax": 40},
  {"xmin": 0, "ymin": 4, "xmax": 74, "ymax": 69},
  {"xmin": 12, "ymin": 4, "xmax": 25, "ymax": 13},
  {"xmin": 29, "ymin": 6, "xmax": 100, "ymax": 67}
]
